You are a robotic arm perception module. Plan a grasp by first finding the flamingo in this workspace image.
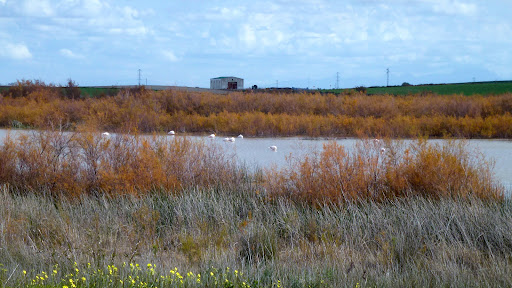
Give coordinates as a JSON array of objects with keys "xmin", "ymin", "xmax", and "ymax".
[
  {"xmin": 168, "ymin": 130, "xmax": 175, "ymax": 135},
  {"xmin": 269, "ymin": 145, "xmax": 277, "ymax": 152}
]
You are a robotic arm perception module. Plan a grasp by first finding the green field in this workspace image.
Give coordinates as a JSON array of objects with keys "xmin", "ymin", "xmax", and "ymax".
[
  {"xmin": 78, "ymin": 86, "xmax": 120, "ymax": 97},
  {"xmin": 325, "ymin": 81, "xmax": 512, "ymax": 96}
]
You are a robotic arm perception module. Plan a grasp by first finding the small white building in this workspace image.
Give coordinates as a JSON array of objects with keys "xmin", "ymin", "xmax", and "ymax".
[{"xmin": 210, "ymin": 77, "xmax": 244, "ymax": 90}]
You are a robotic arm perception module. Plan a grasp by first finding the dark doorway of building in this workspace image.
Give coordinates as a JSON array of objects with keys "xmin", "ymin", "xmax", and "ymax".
[{"xmin": 228, "ymin": 82, "xmax": 238, "ymax": 89}]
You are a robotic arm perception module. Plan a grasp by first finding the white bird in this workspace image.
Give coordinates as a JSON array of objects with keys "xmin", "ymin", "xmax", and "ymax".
[
  {"xmin": 208, "ymin": 134, "xmax": 216, "ymax": 139},
  {"xmin": 229, "ymin": 137, "xmax": 236, "ymax": 142},
  {"xmin": 168, "ymin": 130, "xmax": 175, "ymax": 135},
  {"xmin": 373, "ymin": 138, "xmax": 380, "ymax": 144},
  {"xmin": 237, "ymin": 134, "xmax": 244, "ymax": 138},
  {"xmin": 223, "ymin": 137, "xmax": 230, "ymax": 142},
  {"xmin": 380, "ymin": 147, "xmax": 386, "ymax": 154},
  {"xmin": 269, "ymin": 145, "xmax": 277, "ymax": 152},
  {"xmin": 102, "ymin": 132, "xmax": 110, "ymax": 137}
]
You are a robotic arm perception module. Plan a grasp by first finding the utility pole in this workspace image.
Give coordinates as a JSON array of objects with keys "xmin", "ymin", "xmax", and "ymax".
[
  {"xmin": 336, "ymin": 72, "xmax": 339, "ymax": 89},
  {"xmin": 386, "ymin": 68, "xmax": 390, "ymax": 87},
  {"xmin": 276, "ymin": 80, "xmax": 278, "ymax": 88},
  {"xmin": 138, "ymin": 69, "xmax": 142, "ymax": 87}
]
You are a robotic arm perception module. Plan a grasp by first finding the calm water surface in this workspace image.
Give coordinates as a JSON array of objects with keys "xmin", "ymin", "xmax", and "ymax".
[{"xmin": 1, "ymin": 129, "xmax": 511, "ymax": 193}]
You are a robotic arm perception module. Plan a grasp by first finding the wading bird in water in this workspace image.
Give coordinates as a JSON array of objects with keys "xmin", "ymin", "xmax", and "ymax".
[{"xmin": 269, "ymin": 145, "xmax": 277, "ymax": 152}]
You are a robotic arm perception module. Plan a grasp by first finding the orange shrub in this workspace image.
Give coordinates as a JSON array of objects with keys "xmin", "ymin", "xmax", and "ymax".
[
  {"xmin": 264, "ymin": 139, "xmax": 503, "ymax": 204},
  {"xmin": 0, "ymin": 129, "xmax": 241, "ymax": 198}
]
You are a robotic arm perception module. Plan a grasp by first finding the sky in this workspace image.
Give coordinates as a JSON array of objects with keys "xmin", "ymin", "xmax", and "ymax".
[{"xmin": 1, "ymin": 0, "xmax": 511, "ymax": 89}]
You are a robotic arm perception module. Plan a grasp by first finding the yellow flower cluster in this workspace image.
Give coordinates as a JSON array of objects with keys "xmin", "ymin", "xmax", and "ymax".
[{"xmin": 14, "ymin": 262, "xmax": 287, "ymax": 287}]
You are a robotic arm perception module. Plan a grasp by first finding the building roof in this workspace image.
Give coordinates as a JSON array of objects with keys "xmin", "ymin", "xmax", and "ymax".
[{"xmin": 210, "ymin": 76, "xmax": 243, "ymax": 80}]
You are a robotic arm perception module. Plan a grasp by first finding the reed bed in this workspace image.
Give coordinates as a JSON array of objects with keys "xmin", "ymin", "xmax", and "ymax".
[
  {"xmin": 2, "ymin": 80, "xmax": 512, "ymax": 138},
  {"xmin": 1, "ymin": 188, "xmax": 512, "ymax": 287}
]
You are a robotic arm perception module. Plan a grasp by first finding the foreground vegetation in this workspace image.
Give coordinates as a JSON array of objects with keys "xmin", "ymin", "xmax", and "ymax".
[
  {"xmin": 1, "ymin": 80, "xmax": 512, "ymax": 138},
  {"xmin": 1, "ymin": 187, "xmax": 511, "ymax": 287}
]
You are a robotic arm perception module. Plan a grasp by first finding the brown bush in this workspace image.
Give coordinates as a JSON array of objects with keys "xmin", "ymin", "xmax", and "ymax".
[
  {"xmin": 0, "ymin": 129, "xmax": 241, "ymax": 198},
  {"xmin": 264, "ymin": 139, "xmax": 503, "ymax": 204}
]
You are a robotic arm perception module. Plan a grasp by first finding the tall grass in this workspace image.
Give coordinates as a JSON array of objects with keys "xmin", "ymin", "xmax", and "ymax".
[{"xmin": 1, "ymin": 188, "xmax": 512, "ymax": 287}]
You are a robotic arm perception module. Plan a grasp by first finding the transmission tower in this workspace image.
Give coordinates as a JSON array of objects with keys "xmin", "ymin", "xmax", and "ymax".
[
  {"xmin": 138, "ymin": 69, "xmax": 142, "ymax": 86},
  {"xmin": 386, "ymin": 68, "xmax": 390, "ymax": 87},
  {"xmin": 336, "ymin": 72, "xmax": 340, "ymax": 89}
]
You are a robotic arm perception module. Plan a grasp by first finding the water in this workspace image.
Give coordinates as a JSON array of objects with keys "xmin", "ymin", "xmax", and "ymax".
[{"xmin": 1, "ymin": 129, "xmax": 511, "ymax": 193}]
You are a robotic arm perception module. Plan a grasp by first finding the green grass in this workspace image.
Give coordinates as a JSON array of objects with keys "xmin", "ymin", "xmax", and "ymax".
[
  {"xmin": 0, "ymin": 86, "xmax": 119, "ymax": 98},
  {"xmin": 368, "ymin": 81, "xmax": 512, "ymax": 96},
  {"xmin": 325, "ymin": 81, "xmax": 512, "ymax": 96},
  {"xmin": 0, "ymin": 86, "xmax": 10, "ymax": 94},
  {"xmin": 79, "ymin": 87, "xmax": 120, "ymax": 97}
]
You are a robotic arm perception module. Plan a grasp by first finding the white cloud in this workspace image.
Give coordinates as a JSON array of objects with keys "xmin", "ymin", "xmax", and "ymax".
[
  {"xmin": 59, "ymin": 48, "xmax": 83, "ymax": 59},
  {"xmin": 237, "ymin": 12, "xmax": 293, "ymax": 52},
  {"xmin": 378, "ymin": 21, "xmax": 412, "ymax": 41},
  {"xmin": 429, "ymin": 0, "xmax": 477, "ymax": 16},
  {"xmin": 0, "ymin": 0, "xmax": 6, "ymax": 5},
  {"xmin": 162, "ymin": 50, "xmax": 179, "ymax": 62},
  {"xmin": 0, "ymin": 42, "xmax": 32, "ymax": 59},
  {"xmin": 108, "ymin": 26, "xmax": 149, "ymax": 36},
  {"xmin": 21, "ymin": 0, "xmax": 54, "ymax": 17}
]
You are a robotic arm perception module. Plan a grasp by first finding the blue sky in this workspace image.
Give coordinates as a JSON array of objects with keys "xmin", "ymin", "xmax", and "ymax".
[{"xmin": 1, "ymin": 0, "xmax": 511, "ymax": 89}]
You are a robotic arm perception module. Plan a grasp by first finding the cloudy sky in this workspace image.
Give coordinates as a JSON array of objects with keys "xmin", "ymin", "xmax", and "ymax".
[{"xmin": 1, "ymin": 0, "xmax": 511, "ymax": 89}]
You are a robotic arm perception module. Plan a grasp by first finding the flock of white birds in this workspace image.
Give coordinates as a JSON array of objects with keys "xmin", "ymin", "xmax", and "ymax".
[
  {"xmin": 102, "ymin": 130, "xmax": 279, "ymax": 152},
  {"xmin": 101, "ymin": 133, "xmax": 389, "ymax": 155}
]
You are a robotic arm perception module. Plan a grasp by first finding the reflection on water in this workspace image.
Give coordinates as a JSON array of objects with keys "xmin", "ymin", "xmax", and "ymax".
[{"xmin": 1, "ymin": 129, "xmax": 511, "ymax": 194}]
